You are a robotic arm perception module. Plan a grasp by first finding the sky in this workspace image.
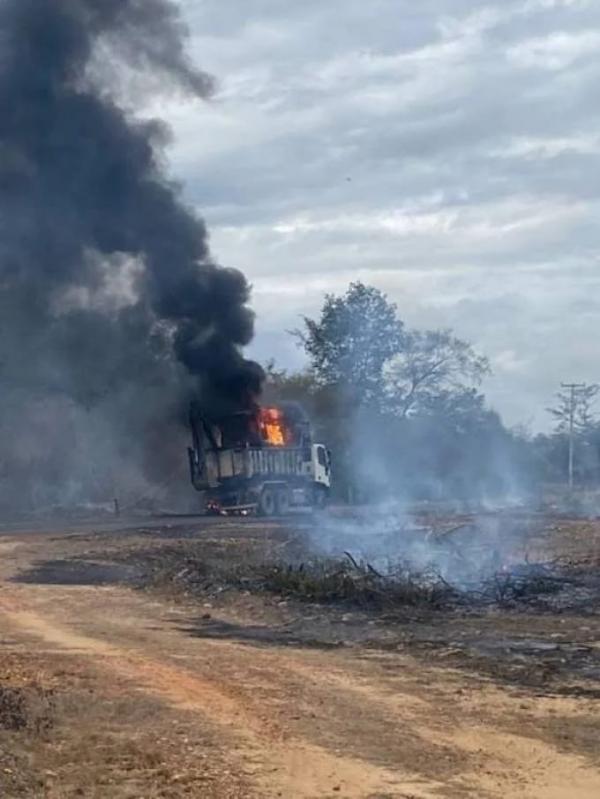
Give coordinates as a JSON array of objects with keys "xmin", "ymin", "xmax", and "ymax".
[{"xmin": 162, "ymin": 0, "xmax": 600, "ymax": 431}]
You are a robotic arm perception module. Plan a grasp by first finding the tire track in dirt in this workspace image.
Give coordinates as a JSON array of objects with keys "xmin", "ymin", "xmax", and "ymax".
[
  {"xmin": 276, "ymin": 654, "xmax": 600, "ymax": 791},
  {"xmin": 0, "ymin": 600, "xmax": 440, "ymax": 799},
  {"xmin": 1, "ymin": 538, "xmax": 600, "ymax": 799},
  {"xmin": 262, "ymin": 652, "xmax": 600, "ymax": 799}
]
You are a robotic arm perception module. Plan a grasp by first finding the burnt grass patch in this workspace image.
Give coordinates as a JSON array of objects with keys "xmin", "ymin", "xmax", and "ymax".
[
  {"xmin": 21, "ymin": 522, "xmax": 599, "ymax": 617},
  {"xmin": 102, "ymin": 534, "xmax": 600, "ymax": 695},
  {"xmin": 108, "ymin": 533, "xmax": 596, "ymax": 614},
  {"xmin": 253, "ymin": 559, "xmax": 453, "ymax": 608},
  {"xmin": 0, "ymin": 684, "xmax": 55, "ymax": 734},
  {"xmin": 16, "ymin": 558, "xmax": 141, "ymax": 586},
  {"xmin": 111, "ymin": 536, "xmax": 456, "ymax": 611},
  {"xmin": 13, "ymin": 522, "xmax": 600, "ymax": 695}
]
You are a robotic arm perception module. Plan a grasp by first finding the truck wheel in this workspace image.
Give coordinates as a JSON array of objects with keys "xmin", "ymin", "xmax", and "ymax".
[
  {"xmin": 276, "ymin": 488, "xmax": 290, "ymax": 516},
  {"xmin": 258, "ymin": 487, "xmax": 277, "ymax": 517}
]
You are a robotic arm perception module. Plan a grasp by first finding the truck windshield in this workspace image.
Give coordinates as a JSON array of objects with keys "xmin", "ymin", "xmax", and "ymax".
[{"xmin": 317, "ymin": 446, "xmax": 327, "ymax": 467}]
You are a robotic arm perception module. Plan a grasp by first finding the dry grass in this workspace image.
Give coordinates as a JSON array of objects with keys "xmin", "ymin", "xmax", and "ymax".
[
  {"xmin": 0, "ymin": 652, "xmax": 250, "ymax": 798},
  {"xmin": 127, "ymin": 541, "xmax": 455, "ymax": 609},
  {"xmin": 253, "ymin": 558, "xmax": 453, "ymax": 608}
]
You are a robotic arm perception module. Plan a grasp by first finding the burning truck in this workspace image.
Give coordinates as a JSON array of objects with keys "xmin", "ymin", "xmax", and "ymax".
[{"xmin": 188, "ymin": 402, "xmax": 331, "ymax": 515}]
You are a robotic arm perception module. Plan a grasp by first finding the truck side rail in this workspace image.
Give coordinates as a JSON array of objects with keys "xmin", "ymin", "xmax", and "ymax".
[{"xmin": 246, "ymin": 447, "xmax": 307, "ymax": 477}]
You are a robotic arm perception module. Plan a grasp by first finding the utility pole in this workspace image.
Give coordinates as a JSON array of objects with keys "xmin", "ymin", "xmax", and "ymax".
[{"xmin": 561, "ymin": 383, "xmax": 585, "ymax": 490}]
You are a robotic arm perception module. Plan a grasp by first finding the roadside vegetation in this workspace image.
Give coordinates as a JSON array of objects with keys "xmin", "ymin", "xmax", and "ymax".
[{"xmin": 264, "ymin": 281, "xmax": 600, "ymax": 507}]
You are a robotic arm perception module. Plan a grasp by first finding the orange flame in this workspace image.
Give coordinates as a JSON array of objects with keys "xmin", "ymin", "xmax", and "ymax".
[{"xmin": 259, "ymin": 407, "xmax": 287, "ymax": 446}]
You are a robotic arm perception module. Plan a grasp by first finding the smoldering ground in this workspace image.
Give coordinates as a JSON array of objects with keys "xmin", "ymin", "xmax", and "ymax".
[{"xmin": 0, "ymin": 0, "xmax": 262, "ymax": 512}]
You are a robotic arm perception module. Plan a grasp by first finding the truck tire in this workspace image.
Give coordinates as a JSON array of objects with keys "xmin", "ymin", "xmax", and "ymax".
[
  {"xmin": 275, "ymin": 488, "xmax": 290, "ymax": 516},
  {"xmin": 258, "ymin": 487, "xmax": 277, "ymax": 517}
]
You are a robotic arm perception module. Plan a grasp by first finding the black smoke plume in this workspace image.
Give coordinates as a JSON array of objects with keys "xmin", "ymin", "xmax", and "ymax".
[{"xmin": 0, "ymin": 0, "xmax": 262, "ymax": 512}]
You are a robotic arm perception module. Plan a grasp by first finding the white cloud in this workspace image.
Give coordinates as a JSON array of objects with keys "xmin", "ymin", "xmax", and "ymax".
[
  {"xmin": 167, "ymin": 0, "xmax": 600, "ymax": 430},
  {"xmin": 524, "ymin": 0, "xmax": 594, "ymax": 9},
  {"xmin": 492, "ymin": 134, "xmax": 600, "ymax": 158},
  {"xmin": 507, "ymin": 30, "xmax": 600, "ymax": 70}
]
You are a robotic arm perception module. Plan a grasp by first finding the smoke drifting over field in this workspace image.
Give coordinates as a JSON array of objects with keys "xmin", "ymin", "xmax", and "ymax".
[{"xmin": 0, "ymin": 0, "xmax": 261, "ymax": 512}]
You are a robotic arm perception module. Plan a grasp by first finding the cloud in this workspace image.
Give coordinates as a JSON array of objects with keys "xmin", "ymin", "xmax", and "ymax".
[
  {"xmin": 507, "ymin": 30, "xmax": 600, "ymax": 69},
  {"xmin": 161, "ymin": 0, "xmax": 600, "ymax": 429}
]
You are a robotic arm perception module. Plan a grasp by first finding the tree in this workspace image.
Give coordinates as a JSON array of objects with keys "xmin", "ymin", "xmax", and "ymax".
[
  {"xmin": 384, "ymin": 329, "xmax": 490, "ymax": 418},
  {"xmin": 548, "ymin": 384, "xmax": 599, "ymax": 435},
  {"xmin": 262, "ymin": 361, "xmax": 317, "ymax": 406},
  {"xmin": 547, "ymin": 383, "xmax": 600, "ymax": 487},
  {"xmin": 291, "ymin": 281, "xmax": 526, "ymax": 504},
  {"xmin": 296, "ymin": 282, "xmax": 404, "ymax": 408}
]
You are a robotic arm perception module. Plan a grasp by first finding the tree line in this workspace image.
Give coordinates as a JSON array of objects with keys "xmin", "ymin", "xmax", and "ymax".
[{"xmin": 263, "ymin": 282, "xmax": 597, "ymax": 504}]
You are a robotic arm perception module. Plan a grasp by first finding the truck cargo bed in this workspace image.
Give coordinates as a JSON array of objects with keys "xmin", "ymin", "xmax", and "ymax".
[{"xmin": 206, "ymin": 446, "xmax": 309, "ymax": 483}]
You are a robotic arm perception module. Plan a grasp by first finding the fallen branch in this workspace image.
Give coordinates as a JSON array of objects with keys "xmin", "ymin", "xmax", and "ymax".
[{"xmin": 343, "ymin": 551, "xmax": 361, "ymax": 570}]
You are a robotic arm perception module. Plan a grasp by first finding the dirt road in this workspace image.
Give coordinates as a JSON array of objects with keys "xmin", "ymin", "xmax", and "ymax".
[{"xmin": 0, "ymin": 521, "xmax": 599, "ymax": 798}]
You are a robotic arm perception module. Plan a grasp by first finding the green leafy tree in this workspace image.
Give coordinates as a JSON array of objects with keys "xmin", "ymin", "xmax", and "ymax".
[
  {"xmin": 287, "ymin": 281, "xmax": 530, "ymax": 503},
  {"xmin": 296, "ymin": 282, "xmax": 404, "ymax": 407},
  {"xmin": 548, "ymin": 384, "xmax": 599, "ymax": 436},
  {"xmin": 384, "ymin": 329, "xmax": 490, "ymax": 418},
  {"xmin": 544, "ymin": 384, "xmax": 600, "ymax": 487}
]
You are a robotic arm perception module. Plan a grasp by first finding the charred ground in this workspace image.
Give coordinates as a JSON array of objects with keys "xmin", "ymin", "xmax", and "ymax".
[
  {"xmin": 0, "ymin": 510, "xmax": 599, "ymax": 797},
  {"xmin": 11, "ymin": 510, "xmax": 600, "ymax": 698}
]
